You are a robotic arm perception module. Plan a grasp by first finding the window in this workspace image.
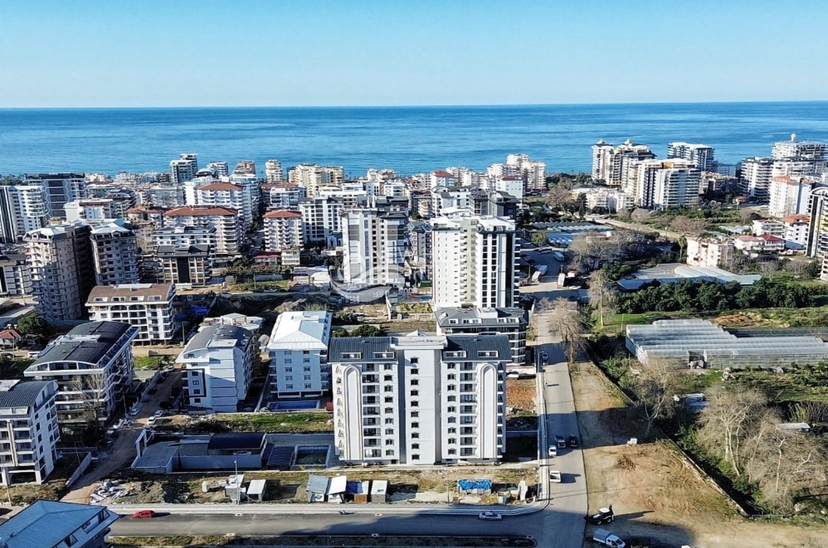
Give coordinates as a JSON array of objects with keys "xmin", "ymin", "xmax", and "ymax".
[
  {"xmin": 411, "ymin": 411, "xmax": 419, "ymax": 418},
  {"xmin": 384, "ymin": 418, "xmax": 394, "ymax": 424},
  {"xmin": 448, "ymin": 427, "xmax": 456, "ymax": 434},
  {"xmin": 411, "ymin": 401, "xmax": 418, "ymax": 407},
  {"xmin": 384, "ymin": 407, "xmax": 393, "ymax": 414},
  {"xmin": 342, "ymin": 352, "xmax": 362, "ymax": 359},
  {"xmin": 304, "ymin": 375, "xmax": 311, "ymax": 380},
  {"xmin": 286, "ymin": 375, "xmax": 293, "ymax": 381},
  {"xmin": 410, "ymin": 390, "xmax": 418, "ymax": 397},
  {"xmin": 448, "ymin": 449, "xmax": 457, "ymax": 455},
  {"xmin": 303, "ymin": 350, "xmax": 310, "ymax": 354},
  {"xmin": 448, "ymin": 395, "xmax": 456, "ymax": 402},
  {"xmin": 448, "ymin": 438, "xmax": 456, "ymax": 444},
  {"xmin": 447, "ymin": 374, "xmax": 456, "ymax": 380},
  {"xmin": 410, "ymin": 357, "xmax": 419, "ymax": 364},
  {"xmin": 285, "ymin": 367, "xmax": 293, "ymax": 372},
  {"xmin": 384, "ymin": 375, "xmax": 393, "ymax": 381},
  {"xmin": 447, "ymin": 363, "xmax": 456, "ymax": 369},
  {"xmin": 385, "ymin": 439, "xmax": 394, "ymax": 446},
  {"xmin": 412, "ymin": 443, "xmax": 419, "ymax": 450},
  {"xmin": 303, "ymin": 366, "xmax": 311, "ymax": 371},
  {"xmin": 303, "ymin": 358, "xmax": 310, "ymax": 363},
  {"xmin": 384, "ymin": 386, "xmax": 393, "ymax": 392},
  {"xmin": 447, "ymin": 406, "xmax": 456, "ymax": 413},
  {"xmin": 385, "ymin": 396, "xmax": 393, "ymax": 403},
  {"xmin": 411, "ymin": 454, "xmax": 420, "ymax": 460},
  {"xmin": 411, "ymin": 422, "xmax": 419, "ymax": 429},
  {"xmin": 385, "ymin": 428, "xmax": 394, "ymax": 435},
  {"xmin": 411, "ymin": 368, "xmax": 419, "ymax": 375},
  {"xmin": 410, "ymin": 379, "xmax": 419, "ymax": 386}
]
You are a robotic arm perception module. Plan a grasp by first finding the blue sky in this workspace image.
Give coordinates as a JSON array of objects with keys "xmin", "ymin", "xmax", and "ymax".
[{"xmin": 1, "ymin": 0, "xmax": 827, "ymax": 107}]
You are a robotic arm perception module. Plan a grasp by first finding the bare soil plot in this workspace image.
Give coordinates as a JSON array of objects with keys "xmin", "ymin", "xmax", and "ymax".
[{"xmin": 571, "ymin": 359, "xmax": 825, "ymax": 547}]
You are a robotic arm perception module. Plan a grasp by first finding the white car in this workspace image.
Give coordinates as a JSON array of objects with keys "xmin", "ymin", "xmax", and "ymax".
[
  {"xmin": 146, "ymin": 416, "xmax": 157, "ymax": 426},
  {"xmin": 154, "ymin": 410, "xmax": 164, "ymax": 417},
  {"xmin": 548, "ymin": 445, "xmax": 557, "ymax": 457},
  {"xmin": 549, "ymin": 470, "xmax": 562, "ymax": 483},
  {"xmin": 478, "ymin": 511, "xmax": 503, "ymax": 521}
]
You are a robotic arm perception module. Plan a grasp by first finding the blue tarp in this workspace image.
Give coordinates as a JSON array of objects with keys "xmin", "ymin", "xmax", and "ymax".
[{"xmin": 457, "ymin": 479, "xmax": 492, "ymax": 491}]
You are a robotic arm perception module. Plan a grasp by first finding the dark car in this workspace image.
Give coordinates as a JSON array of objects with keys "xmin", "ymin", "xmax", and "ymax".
[
  {"xmin": 586, "ymin": 506, "xmax": 614, "ymax": 524},
  {"xmin": 568, "ymin": 435, "xmax": 579, "ymax": 448}
]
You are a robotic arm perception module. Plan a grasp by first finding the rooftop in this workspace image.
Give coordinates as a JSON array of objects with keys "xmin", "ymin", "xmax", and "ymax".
[
  {"xmin": 0, "ymin": 500, "xmax": 117, "ymax": 548},
  {"xmin": 165, "ymin": 206, "xmax": 237, "ymax": 217},
  {"xmin": 0, "ymin": 380, "xmax": 53, "ymax": 409},
  {"xmin": 30, "ymin": 321, "xmax": 136, "ymax": 367},
  {"xmin": 264, "ymin": 210, "xmax": 303, "ymax": 219},
  {"xmin": 267, "ymin": 311, "xmax": 331, "ymax": 351},
  {"xmin": 181, "ymin": 324, "xmax": 253, "ymax": 355},
  {"xmin": 198, "ymin": 183, "xmax": 243, "ymax": 192},
  {"xmin": 87, "ymin": 283, "xmax": 174, "ymax": 303}
]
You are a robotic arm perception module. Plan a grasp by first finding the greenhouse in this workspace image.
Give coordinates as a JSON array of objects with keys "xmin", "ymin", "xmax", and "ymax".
[{"xmin": 626, "ymin": 319, "xmax": 828, "ymax": 369}]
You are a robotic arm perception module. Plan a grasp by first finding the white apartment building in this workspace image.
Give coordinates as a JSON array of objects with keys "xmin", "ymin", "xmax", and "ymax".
[
  {"xmin": 0, "ymin": 254, "xmax": 32, "ymax": 296},
  {"xmin": 768, "ymin": 175, "xmax": 814, "ymax": 218},
  {"xmin": 667, "ymin": 142, "xmax": 715, "ymax": 172},
  {"xmin": 265, "ymin": 159, "xmax": 283, "ymax": 183},
  {"xmin": 147, "ymin": 184, "xmax": 185, "ymax": 208},
  {"xmin": 429, "ymin": 170, "xmax": 456, "ymax": 188},
  {"xmin": 782, "ymin": 214, "xmax": 809, "ymax": 247},
  {"xmin": 807, "ymin": 188, "xmax": 828, "ymax": 258},
  {"xmin": 196, "ymin": 182, "xmax": 254, "ymax": 231},
  {"xmin": 772, "ymin": 136, "xmax": 826, "ymax": 164},
  {"xmin": 298, "ymin": 196, "xmax": 344, "ymax": 247},
  {"xmin": 317, "ymin": 185, "xmax": 368, "ymax": 210},
  {"xmin": 430, "ymin": 211, "xmax": 517, "ymax": 310},
  {"xmin": 580, "ymin": 188, "xmax": 632, "ymax": 212},
  {"xmin": 431, "ymin": 187, "xmax": 472, "ymax": 218},
  {"xmin": 65, "ymin": 199, "xmax": 118, "ymax": 222},
  {"xmin": 686, "ymin": 238, "xmax": 733, "ymax": 268},
  {"xmin": 383, "ymin": 180, "xmax": 406, "ymax": 198},
  {"xmin": 263, "ymin": 183, "xmax": 307, "ymax": 208},
  {"xmin": 182, "ymin": 176, "xmax": 219, "ymax": 206},
  {"xmin": 263, "ymin": 210, "xmax": 304, "ymax": 252},
  {"xmin": 494, "ymin": 175, "xmax": 524, "ymax": 202},
  {"xmin": 91, "ymin": 221, "xmax": 139, "ymax": 286},
  {"xmin": 343, "ymin": 208, "xmax": 407, "ymax": 288},
  {"xmin": 435, "ymin": 307, "xmax": 528, "ymax": 365},
  {"xmin": 506, "ymin": 154, "xmax": 546, "ymax": 190},
  {"xmin": 25, "ymin": 173, "xmax": 86, "ymax": 219},
  {"xmin": 623, "ymin": 158, "xmax": 662, "ymax": 205},
  {"xmin": 164, "ymin": 206, "xmax": 241, "ymax": 255},
  {"xmin": 592, "ymin": 140, "xmax": 656, "ymax": 186},
  {"xmin": 152, "ymin": 225, "xmax": 216, "ymax": 285},
  {"xmin": 0, "ymin": 185, "xmax": 48, "ymax": 243},
  {"xmin": 86, "ymin": 283, "xmax": 177, "ymax": 344},
  {"xmin": 266, "ymin": 311, "xmax": 332, "ymax": 398},
  {"xmin": 752, "ymin": 219, "xmax": 785, "ymax": 238},
  {"xmin": 170, "ymin": 153, "xmax": 198, "ymax": 184},
  {"xmin": 740, "ymin": 157, "xmax": 774, "ymax": 202},
  {"xmin": 177, "ymin": 324, "xmax": 253, "ymax": 413},
  {"xmin": 330, "ymin": 333, "xmax": 510, "ymax": 465},
  {"xmin": 24, "ymin": 223, "xmax": 95, "ymax": 322},
  {"xmin": 289, "ymin": 164, "xmax": 345, "ymax": 196},
  {"xmin": 24, "ymin": 321, "xmax": 138, "ymax": 425},
  {"xmin": 206, "ymin": 161, "xmax": 229, "ymax": 177},
  {"xmin": 652, "ymin": 159, "xmax": 700, "ymax": 210},
  {"xmin": 0, "ymin": 380, "xmax": 59, "ymax": 486}
]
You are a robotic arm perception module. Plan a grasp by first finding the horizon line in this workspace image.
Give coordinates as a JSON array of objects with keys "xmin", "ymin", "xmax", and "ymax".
[{"xmin": 2, "ymin": 99, "xmax": 828, "ymax": 110}]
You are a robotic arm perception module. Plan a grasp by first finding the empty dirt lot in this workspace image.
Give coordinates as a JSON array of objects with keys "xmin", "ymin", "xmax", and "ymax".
[{"xmin": 571, "ymin": 359, "xmax": 827, "ymax": 548}]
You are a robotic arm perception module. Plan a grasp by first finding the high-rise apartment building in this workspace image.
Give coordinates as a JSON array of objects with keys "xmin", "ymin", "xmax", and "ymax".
[
  {"xmin": 289, "ymin": 164, "xmax": 345, "ymax": 196},
  {"xmin": 195, "ymin": 183, "xmax": 254, "ymax": 231},
  {"xmin": 25, "ymin": 321, "xmax": 138, "ymax": 425},
  {"xmin": 262, "ymin": 210, "xmax": 304, "ymax": 252},
  {"xmin": 65, "ymin": 199, "xmax": 118, "ymax": 223},
  {"xmin": 263, "ymin": 183, "xmax": 307, "ymax": 208},
  {"xmin": 0, "ymin": 380, "xmax": 59, "ymax": 486},
  {"xmin": 152, "ymin": 225, "xmax": 216, "ymax": 285},
  {"xmin": 298, "ymin": 196, "xmax": 344, "ymax": 247},
  {"xmin": 266, "ymin": 311, "xmax": 332, "ymax": 398},
  {"xmin": 170, "ymin": 154, "xmax": 199, "ymax": 184},
  {"xmin": 739, "ymin": 157, "xmax": 775, "ymax": 202},
  {"xmin": 330, "ymin": 333, "xmax": 510, "ymax": 465},
  {"xmin": 807, "ymin": 187, "xmax": 828, "ymax": 258},
  {"xmin": 206, "ymin": 161, "xmax": 229, "ymax": 177},
  {"xmin": 343, "ymin": 208, "xmax": 407, "ymax": 288},
  {"xmin": 768, "ymin": 175, "xmax": 814, "ymax": 218},
  {"xmin": 652, "ymin": 159, "xmax": 701, "ymax": 210},
  {"xmin": 24, "ymin": 223, "xmax": 95, "ymax": 322},
  {"xmin": 591, "ymin": 140, "xmax": 656, "ymax": 186},
  {"xmin": 430, "ymin": 211, "xmax": 516, "ymax": 310},
  {"xmin": 0, "ymin": 185, "xmax": 48, "ymax": 243},
  {"xmin": 265, "ymin": 159, "xmax": 283, "ymax": 183},
  {"xmin": 25, "ymin": 173, "xmax": 86, "ymax": 219},
  {"xmin": 90, "ymin": 221, "xmax": 139, "ymax": 286},
  {"xmin": 667, "ymin": 142, "xmax": 715, "ymax": 172},
  {"xmin": 0, "ymin": 254, "xmax": 32, "ymax": 296},
  {"xmin": 177, "ymin": 324, "xmax": 253, "ymax": 412},
  {"xmin": 164, "ymin": 206, "xmax": 241, "ymax": 255},
  {"xmin": 772, "ymin": 136, "xmax": 826, "ymax": 164}
]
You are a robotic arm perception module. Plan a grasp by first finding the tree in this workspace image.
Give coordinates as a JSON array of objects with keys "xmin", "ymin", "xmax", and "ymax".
[
  {"xmin": 539, "ymin": 298, "xmax": 587, "ymax": 364},
  {"xmin": 587, "ymin": 269, "xmax": 617, "ymax": 327},
  {"xmin": 630, "ymin": 208, "xmax": 651, "ymax": 224},
  {"xmin": 631, "ymin": 358, "xmax": 676, "ymax": 437},
  {"xmin": 531, "ymin": 232, "xmax": 548, "ymax": 247},
  {"xmin": 70, "ymin": 374, "xmax": 108, "ymax": 434},
  {"xmin": 545, "ymin": 186, "xmax": 573, "ymax": 212},
  {"xmin": 17, "ymin": 314, "xmax": 52, "ymax": 338},
  {"xmin": 670, "ymin": 216, "xmax": 708, "ymax": 261}
]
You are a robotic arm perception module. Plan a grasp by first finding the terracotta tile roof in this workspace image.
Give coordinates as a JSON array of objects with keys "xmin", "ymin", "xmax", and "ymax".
[
  {"xmin": 781, "ymin": 214, "xmax": 809, "ymax": 223},
  {"xmin": 165, "ymin": 206, "xmax": 237, "ymax": 217},
  {"xmin": 198, "ymin": 183, "xmax": 243, "ymax": 191},
  {"xmin": 432, "ymin": 170, "xmax": 454, "ymax": 178},
  {"xmin": 264, "ymin": 210, "xmax": 302, "ymax": 219}
]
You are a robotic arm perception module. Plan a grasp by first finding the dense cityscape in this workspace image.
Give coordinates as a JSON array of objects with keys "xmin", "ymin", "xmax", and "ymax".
[{"xmin": 0, "ymin": 130, "xmax": 826, "ymax": 546}]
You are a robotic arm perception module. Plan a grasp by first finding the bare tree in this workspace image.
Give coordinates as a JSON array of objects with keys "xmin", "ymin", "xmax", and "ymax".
[
  {"xmin": 670, "ymin": 216, "xmax": 708, "ymax": 261},
  {"xmin": 546, "ymin": 185, "xmax": 573, "ymax": 212},
  {"xmin": 630, "ymin": 208, "xmax": 651, "ymax": 224},
  {"xmin": 543, "ymin": 298, "xmax": 587, "ymax": 364},
  {"xmin": 758, "ymin": 259, "xmax": 780, "ymax": 278},
  {"xmin": 70, "ymin": 374, "xmax": 108, "ymax": 431},
  {"xmin": 632, "ymin": 358, "xmax": 677, "ymax": 437},
  {"xmin": 587, "ymin": 269, "xmax": 617, "ymax": 327},
  {"xmin": 739, "ymin": 208, "xmax": 755, "ymax": 223},
  {"xmin": 616, "ymin": 208, "xmax": 632, "ymax": 220}
]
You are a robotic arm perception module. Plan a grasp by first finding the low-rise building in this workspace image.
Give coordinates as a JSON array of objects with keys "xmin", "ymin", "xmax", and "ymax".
[
  {"xmin": 86, "ymin": 283, "xmax": 177, "ymax": 344},
  {"xmin": 0, "ymin": 380, "xmax": 59, "ymax": 486},
  {"xmin": 734, "ymin": 234, "xmax": 785, "ymax": 253},
  {"xmin": 24, "ymin": 321, "xmax": 138, "ymax": 426},
  {"xmin": 177, "ymin": 324, "xmax": 254, "ymax": 413},
  {"xmin": 782, "ymin": 214, "xmax": 810, "ymax": 247},
  {"xmin": 266, "ymin": 311, "xmax": 332, "ymax": 398},
  {"xmin": 686, "ymin": 237, "xmax": 733, "ymax": 268},
  {"xmin": 0, "ymin": 500, "xmax": 118, "ymax": 548}
]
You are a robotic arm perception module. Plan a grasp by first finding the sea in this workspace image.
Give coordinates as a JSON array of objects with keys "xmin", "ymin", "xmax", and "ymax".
[{"xmin": 1, "ymin": 102, "xmax": 828, "ymax": 177}]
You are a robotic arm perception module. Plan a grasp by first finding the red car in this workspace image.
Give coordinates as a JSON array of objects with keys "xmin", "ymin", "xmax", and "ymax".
[{"xmin": 133, "ymin": 510, "xmax": 156, "ymax": 519}]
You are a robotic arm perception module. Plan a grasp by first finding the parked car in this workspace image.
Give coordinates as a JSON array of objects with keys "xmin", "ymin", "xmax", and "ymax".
[
  {"xmin": 146, "ymin": 416, "xmax": 157, "ymax": 426},
  {"xmin": 547, "ymin": 445, "xmax": 557, "ymax": 457},
  {"xmin": 555, "ymin": 434, "xmax": 567, "ymax": 448},
  {"xmin": 549, "ymin": 470, "xmax": 562, "ymax": 483},
  {"xmin": 592, "ymin": 528, "xmax": 625, "ymax": 547},
  {"xmin": 568, "ymin": 435, "xmax": 579, "ymax": 448},
  {"xmin": 478, "ymin": 511, "xmax": 503, "ymax": 521},
  {"xmin": 586, "ymin": 506, "xmax": 614, "ymax": 525},
  {"xmin": 154, "ymin": 410, "xmax": 164, "ymax": 417},
  {"xmin": 133, "ymin": 510, "xmax": 155, "ymax": 519}
]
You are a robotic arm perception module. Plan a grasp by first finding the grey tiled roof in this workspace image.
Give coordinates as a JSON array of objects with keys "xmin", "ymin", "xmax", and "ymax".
[
  {"xmin": 0, "ymin": 380, "xmax": 52, "ymax": 409},
  {"xmin": 329, "ymin": 337, "xmax": 395, "ymax": 362},
  {"xmin": 183, "ymin": 324, "xmax": 252, "ymax": 353},
  {"xmin": 33, "ymin": 321, "xmax": 134, "ymax": 366},
  {"xmin": 444, "ymin": 334, "xmax": 512, "ymax": 362}
]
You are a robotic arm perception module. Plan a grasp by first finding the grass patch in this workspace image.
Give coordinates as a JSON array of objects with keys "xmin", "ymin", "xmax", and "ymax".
[
  {"xmin": 134, "ymin": 355, "xmax": 167, "ymax": 370},
  {"xmin": 209, "ymin": 412, "xmax": 333, "ymax": 433}
]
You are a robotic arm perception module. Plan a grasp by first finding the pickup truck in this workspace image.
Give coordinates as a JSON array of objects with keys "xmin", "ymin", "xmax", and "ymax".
[{"xmin": 593, "ymin": 529, "xmax": 625, "ymax": 548}]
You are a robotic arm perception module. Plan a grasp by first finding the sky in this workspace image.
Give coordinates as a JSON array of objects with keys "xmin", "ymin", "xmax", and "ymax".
[{"xmin": 1, "ymin": 0, "xmax": 827, "ymax": 108}]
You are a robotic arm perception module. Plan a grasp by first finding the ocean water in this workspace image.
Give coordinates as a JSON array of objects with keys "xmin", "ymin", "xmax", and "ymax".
[{"xmin": 1, "ymin": 102, "xmax": 828, "ymax": 177}]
